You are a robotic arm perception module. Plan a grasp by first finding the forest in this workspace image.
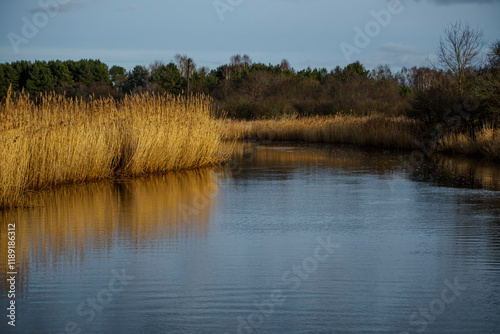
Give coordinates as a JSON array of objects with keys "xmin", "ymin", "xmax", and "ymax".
[{"xmin": 1, "ymin": 43, "xmax": 498, "ymax": 127}]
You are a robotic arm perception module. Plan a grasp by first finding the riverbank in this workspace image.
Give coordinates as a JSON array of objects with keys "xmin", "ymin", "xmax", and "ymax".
[
  {"xmin": 2, "ymin": 91, "xmax": 498, "ymax": 210},
  {"xmin": 0, "ymin": 90, "xmax": 229, "ymax": 210},
  {"xmin": 222, "ymin": 116, "xmax": 500, "ymax": 161}
]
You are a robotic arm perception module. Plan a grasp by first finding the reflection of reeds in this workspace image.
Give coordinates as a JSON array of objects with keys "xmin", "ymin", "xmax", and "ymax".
[
  {"xmin": 425, "ymin": 154, "xmax": 500, "ymax": 191},
  {"xmin": 230, "ymin": 142, "xmax": 500, "ymax": 190},
  {"xmin": 0, "ymin": 89, "xmax": 229, "ymax": 209},
  {"xmin": 222, "ymin": 116, "xmax": 420, "ymax": 149},
  {"xmin": 229, "ymin": 142, "xmax": 392, "ymax": 172},
  {"xmin": 0, "ymin": 169, "xmax": 219, "ymax": 295}
]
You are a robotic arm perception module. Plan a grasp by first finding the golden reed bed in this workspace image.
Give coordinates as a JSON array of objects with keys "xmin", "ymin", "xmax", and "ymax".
[
  {"xmin": 222, "ymin": 116, "xmax": 500, "ymax": 160},
  {"xmin": 1, "ymin": 87, "xmax": 498, "ymax": 209},
  {"xmin": 0, "ymin": 89, "xmax": 229, "ymax": 209},
  {"xmin": 222, "ymin": 116, "xmax": 420, "ymax": 149}
]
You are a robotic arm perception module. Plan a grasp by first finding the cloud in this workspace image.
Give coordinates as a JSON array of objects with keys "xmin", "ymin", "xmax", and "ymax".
[
  {"xmin": 378, "ymin": 43, "xmax": 419, "ymax": 55},
  {"xmin": 364, "ymin": 43, "xmax": 427, "ymax": 69},
  {"xmin": 29, "ymin": 0, "xmax": 94, "ymax": 14},
  {"xmin": 117, "ymin": 5, "xmax": 137, "ymax": 12},
  {"xmin": 364, "ymin": 51, "xmax": 429, "ymax": 69}
]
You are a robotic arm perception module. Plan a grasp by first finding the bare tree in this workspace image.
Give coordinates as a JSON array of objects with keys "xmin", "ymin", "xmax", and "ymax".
[
  {"xmin": 230, "ymin": 54, "xmax": 252, "ymax": 70},
  {"xmin": 435, "ymin": 20, "xmax": 485, "ymax": 95},
  {"xmin": 174, "ymin": 54, "xmax": 196, "ymax": 78},
  {"xmin": 230, "ymin": 54, "xmax": 242, "ymax": 68},
  {"xmin": 149, "ymin": 59, "xmax": 165, "ymax": 72},
  {"xmin": 412, "ymin": 67, "xmax": 445, "ymax": 93},
  {"xmin": 476, "ymin": 40, "xmax": 500, "ymax": 121},
  {"xmin": 280, "ymin": 59, "xmax": 290, "ymax": 72},
  {"xmin": 242, "ymin": 54, "xmax": 252, "ymax": 69},
  {"xmin": 370, "ymin": 64, "xmax": 393, "ymax": 81},
  {"xmin": 489, "ymin": 39, "xmax": 500, "ymax": 69},
  {"xmin": 395, "ymin": 66, "xmax": 412, "ymax": 87}
]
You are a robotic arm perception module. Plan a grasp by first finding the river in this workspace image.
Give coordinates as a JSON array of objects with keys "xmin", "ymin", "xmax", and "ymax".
[{"xmin": 1, "ymin": 143, "xmax": 499, "ymax": 333}]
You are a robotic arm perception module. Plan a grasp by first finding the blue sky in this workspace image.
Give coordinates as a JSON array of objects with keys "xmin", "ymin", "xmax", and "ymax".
[{"xmin": 0, "ymin": 0, "xmax": 499, "ymax": 71}]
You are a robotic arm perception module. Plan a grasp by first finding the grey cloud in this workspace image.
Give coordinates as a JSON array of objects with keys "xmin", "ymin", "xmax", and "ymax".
[
  {"xmin": 117, "ymin": 6, "xmax": 137, "ymax": 12},
  {"xmin": 378, "ymin": 43, "xmax": 420, "ymax": 55},
  {"xmin": 29, "ymin": 0, "xmax": 94, "ymax": 14}
]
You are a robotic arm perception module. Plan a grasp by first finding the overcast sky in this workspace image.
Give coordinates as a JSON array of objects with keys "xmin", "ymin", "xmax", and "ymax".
[{"xmin": 0, "ymin": 0, "xmax": 499, "ymax": 71}]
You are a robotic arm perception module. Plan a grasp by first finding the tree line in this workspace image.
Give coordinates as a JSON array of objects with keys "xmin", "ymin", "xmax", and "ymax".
[
  {"xmin": 1, "ymin": 22, "xmax": 499, "ymax": 136},
  {"xmin": 0, "ymin": 59, "xmax": 111, "ymax": 98}
]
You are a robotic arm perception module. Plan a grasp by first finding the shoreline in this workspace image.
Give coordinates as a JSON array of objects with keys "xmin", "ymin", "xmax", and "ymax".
[
  {"xmin": 2, "ymin": 94, "xmax": 498, "ymax": 210},
  {"xmin": 2, "ymin": 133, "xmax": 498, "ymax": 212},
  {"xmin": 221, "ymin": 116, "xmax": 500, "ymax": 162}
]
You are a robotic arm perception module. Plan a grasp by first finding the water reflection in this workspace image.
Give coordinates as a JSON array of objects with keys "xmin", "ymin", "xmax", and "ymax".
[
  {"xmin": 0, "ymin": 143, "xmax": 499, "ymax": 334},
  {"xmin": 223, "ymin": 142, "xmax": 500, "ymax": 333},
  {"xmin": 413, "ymin": 154, "xmax": 500, "ymax": 191},
  {"xmin": 0, "ymin": 169, "xmax": 220, "ymax": 298},
  {"xmin": 229, "ymin": 142, "xmax": 500, "ymax": 191}
]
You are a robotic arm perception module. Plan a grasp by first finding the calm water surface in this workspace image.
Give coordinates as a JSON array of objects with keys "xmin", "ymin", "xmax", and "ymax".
[{"xmin": 1, "ymin": 143, "xmax": 500, "ymax": 334}]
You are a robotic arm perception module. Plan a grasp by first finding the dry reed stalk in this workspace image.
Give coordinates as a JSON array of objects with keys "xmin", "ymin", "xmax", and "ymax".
[
  {"xmin": 223, "ymin": 116, "xmax": 500, "ymax": 160},
  {"xmin": 438, "ymin": 125, "xmax": 500, "ymax": 160},
  {"xmin": 0, "ymin": 89, "xmax": 229, "ymax": 209},
  {"xmin": 222, "ymin": 115, "xmax": 420, "ymax": 150}
]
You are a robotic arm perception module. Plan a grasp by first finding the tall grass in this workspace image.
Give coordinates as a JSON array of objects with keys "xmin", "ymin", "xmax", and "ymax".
[
  {"xmin": 0, "ymin": 88, "xmax": 229, "ymax": 209},
  {"xmin": 438, "ymin": 125, "xmax": 500, "ymax": 160},
  {"xmin": 223, "ymin": 116, "xmax": 500, "ymax": 161},
  {"xmin": 222, "ymin": 115, "xmax": 420, "ymax": 150}
]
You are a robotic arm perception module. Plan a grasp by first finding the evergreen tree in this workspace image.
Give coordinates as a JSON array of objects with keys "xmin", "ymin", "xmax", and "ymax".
[
  {"xmin": 151, "ymin": 63, "xmax": 182, "ymax": 94},
  {"xmin": 49, "ymin": 60, "xmax": 74, "ymax": 87},
  {"xmin": 128, "ymin": 65, "xmax": 149, "ymax": 90},
  {"xmin": 12, "ymin": 60, "xmax": 32, "ymax": 89},
  {"xmin": 26, "ymin": 61, "xmax": 55, "ymax": 95},
  {"xmin": 0, "ymin": 63, "xmax": 20, "ymax": 98},
  {"xmin": 109, "ymin": 65, "xmax": 128, "ymax": 94}
]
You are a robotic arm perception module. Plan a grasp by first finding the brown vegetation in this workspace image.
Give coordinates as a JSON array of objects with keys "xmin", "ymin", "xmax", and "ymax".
[
  {"xmin": 0, "ymin": 89, "xmax": 229, "ymax": 209},
  {"xmin": 438, "ymin": 125, "xmax": 500, "ymax": 158},
  {"xmin": 222, "ymin": 116, "xmax": 500, "ymax": 161},
  {"xmin": 222, "ymin": 116, "xmax": 420, "ymax": 149}
]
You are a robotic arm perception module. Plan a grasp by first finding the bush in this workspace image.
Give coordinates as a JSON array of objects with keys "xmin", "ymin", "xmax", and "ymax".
[
  {"xmin": 408, "ymin": 87, "xmax": 461, "ymax": 127},
  {"xmin": 223, "ymin": 95, "xmax": 258, "ymax": 119},
  {"xmin": 258, "ymin": 96, "xmax": 297, "ymax": 119}
]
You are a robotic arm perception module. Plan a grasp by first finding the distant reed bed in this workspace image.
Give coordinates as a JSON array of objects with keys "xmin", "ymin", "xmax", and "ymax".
[
  {"xmin": 437, "ymin": 125, "xmax": 500, "ymax": 160},
  {"xmin": 222, "ymin": 116, "xmax": 421, "ymax": 150},
  {"xmin": 0, "ymin": 88, "xmax": 229, "ymax": 209},
  {"xmin": 223, "ymin": 116, "xmax": 500, "ymax": 161}
]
